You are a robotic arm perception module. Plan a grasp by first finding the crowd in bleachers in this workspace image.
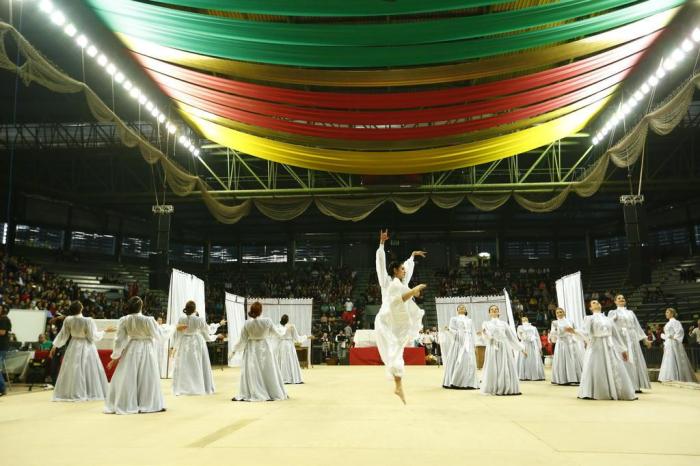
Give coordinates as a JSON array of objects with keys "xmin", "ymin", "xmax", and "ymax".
[{"xmin": 0, "ymin": 247, "xmax": 162, "ymax": 344}]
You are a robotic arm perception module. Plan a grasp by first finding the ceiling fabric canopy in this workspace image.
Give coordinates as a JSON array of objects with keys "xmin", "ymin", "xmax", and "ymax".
[
  {"xmin": 88, "ymin": 0, "xmax": 678, "ymax": 67},
  {"xmin": 84, "ymin": 0, "xmax": 682, "ymax": 174}
]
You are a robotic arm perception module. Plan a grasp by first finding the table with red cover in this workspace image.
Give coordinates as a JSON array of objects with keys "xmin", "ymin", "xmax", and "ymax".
[
  {"xmin": 34, "ymin": 349, "xmax": 117, "ymax": 381},
  {"xmin": 349, "ymin": 347, "xmax": 425, "ymax": 366}
]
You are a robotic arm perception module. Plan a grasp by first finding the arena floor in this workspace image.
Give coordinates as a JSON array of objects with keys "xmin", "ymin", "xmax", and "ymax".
[{"xmin": 1, "ymin": 366, "xmax": 699, "ymax": 466}]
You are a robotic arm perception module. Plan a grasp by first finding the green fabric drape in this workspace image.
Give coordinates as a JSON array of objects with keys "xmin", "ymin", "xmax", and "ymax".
[
  {"xmin": 87, "ymin": 0, "xmax": 681, "ymax": 67},
  {"xmin": 88, "ymin": 0, "xmax": 638, "ymax": 46},
  {"xmin": 148, "ymin": 0, "xmax": 514, "ymax": 16}
]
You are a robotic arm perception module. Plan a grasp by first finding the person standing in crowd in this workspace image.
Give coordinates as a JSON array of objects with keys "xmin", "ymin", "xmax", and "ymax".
[
  {"xmin": 517, "ymin": 317, "xmax": 545, "ymax": 381},
  {"xmin": 171, "ymin": 301, "xmax": 216, "ymax": 396},
  {"xmin": 230, "ymin": 301, "xmax": 287, "ymax": 401},
  {"xmin": 480, "ymin": 305, "xmax": 526, "ymax": 396},
  {"xmin": 49, "ymin": 300, "xmax": 114, "ymax": 401},
  {"xmin": 576, "ymin": 300, "xmax": 636, "ymax": 401},
  {"xmin": 659, "ymin": 308, "xmax": 698, "ymax": 383},
  {"xmin": 688, "ymin": 319, "xmax": 700, "ymax": 346},
  {"xmin": 277, "ymin": 314, "xmax": 307, "ymax": 384},
  {"xmin": 104, "ymin": 296, "xmax": 166, "ymax": 414},
  {"xmin": 548, "ymin": 308, "xmax": 583, "ymax": 385},
  {"xmin": 0, "ymin": 306, "xmax": 11, "ymax": 396},
  {"xmin": 608, "ymin": 294, "xmax": 651, "ymax": 393},
  {"xmin": 47, "ymin": 310, "xmax": 67, "ymax": 388},
  {"xmin": 441, "ymin": 304, "xmax": 479, "ymax": 390},
  {"xmin": 374, "ymin": 229, "xmax": 426, "ymax": 404}
]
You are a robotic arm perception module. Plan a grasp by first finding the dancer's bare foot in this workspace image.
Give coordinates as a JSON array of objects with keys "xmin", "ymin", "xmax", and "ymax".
[{"xmin": 393, "ymin": 376, "xmax": 406, "ymax": 405}]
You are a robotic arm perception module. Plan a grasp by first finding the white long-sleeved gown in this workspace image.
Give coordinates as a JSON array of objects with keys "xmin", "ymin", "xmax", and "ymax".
[
  {"xmin": 172, "ymin": 315, "xmax": 216, "ymax": 395},
  {"xmin": 441, "ymin": 315, "xmax": 479, "ymax": 389},
  {"xmin": 608, "ymin": 307, "xmax": 651, "ymax": 391},
  {"xmin": 52, "ymin": 314, "xmax": 109, "ymax": 401},
  {"xmin": 104, "ymin": 313, "xmax": 165, "ymax": 414},
  {"xmin": 549, "ymin": 318, "xmax": 583, "ymax": 385},
  {"xmin": 517, "ymin": 323, "xmax": 545, "ymax": 381},
  {"xmin": 577, "ymin": 313, "xmax": 636, "ymax": 400},
  {"xmin": 374, "ymin": 246, "xmax": 423, "ymax": 377},
  {"xmin": 659, "ymin": 318, "xmax": 698, "ymax": 383},
  {"xmin": 480, "ymin": 318, "xmax": 524, "ymax": 395},
  {"xmin": 277, "ymin": 323, "xmax": 305, "ymax": 384},
  {"xmin": 233, "ymin": 317, "xmax": 287, "ymax": 401}
]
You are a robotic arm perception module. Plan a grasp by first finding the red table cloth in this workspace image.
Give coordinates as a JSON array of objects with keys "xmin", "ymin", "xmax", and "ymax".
[
  {"xmin": 34, "ymin": 349, "xmax": 116, "ymax": 381},
  {"xmin": 349, "ymin": 347, "xmax": 425, "ymax": 366}
]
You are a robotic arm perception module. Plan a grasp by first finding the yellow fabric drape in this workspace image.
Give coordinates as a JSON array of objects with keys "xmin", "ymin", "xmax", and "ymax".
[
  {"xmin": 116, "ymin": 9, "xmax": 676, "ymax": 87},
  {"xmin": 182, "ymin": 96, "xmax": 610, "ymax": 174}
]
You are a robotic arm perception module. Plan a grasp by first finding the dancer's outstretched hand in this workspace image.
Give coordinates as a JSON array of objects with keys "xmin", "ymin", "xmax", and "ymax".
[
  {"xmin": 379, "ymin": 229, "xmax": 389, "ymax": 244},
  {"xmin": 413, "ymin": 284, "xmax": 427, "ymax": 296},
  {"xmin": 411, "ymin": 250, "xmax": 427, "ymax": 258}
]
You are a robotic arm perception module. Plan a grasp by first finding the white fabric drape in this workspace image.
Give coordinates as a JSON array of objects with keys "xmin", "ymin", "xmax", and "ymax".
[
  {"xmin": 225, "ymin": 293, "xmax": 246, "ymax": 367},
  {"xmin": 436, "ymin": 295, "xmax": 509, "ymax": 345},
  {"xmin": 555, "ymin": 272, "xmax": 585, "ymax": 330},
  {"xmin": 163, "ymin": 269, "xmax": 206, "ymax": 378}
]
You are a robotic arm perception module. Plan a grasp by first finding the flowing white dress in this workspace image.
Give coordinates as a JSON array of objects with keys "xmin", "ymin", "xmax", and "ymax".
[
  {"xmin": 374, "ymin": 246, "xmax": 423, "ymax": 377},
  {"xmin": 480, "ymin": 318, "xmax": 524, "ymax": 395},
  {"xmin": 172, "ymin": 315, "xmax": 215, "ymax": 395},
  {"xmin": 51, "ymin": 314, "xmax": 109, "ymax": 401},
  {"xmin": 659, "ymin": 318, "xmax": 698, "ymax": 383},
  {"xmin": 517, "ymin": 323, "xmax": 545, "ymax": 381},
  {"xmin": 233, "ymin": 317, "xmax": 288, "ymax": 401},
  {"xmin": 104, "ymin": 313, "xmax": 165, "ymax": 414},
  {"xmin": 577, "ymin": 313, "xmax": 636, "ymax": 400},
  {"xmin": 608, "ymin": 307, "xmax": 651, "ymax": 391},
  {"xmin": 549, "ymin": 318, "xmax": 583, "ymax": 385},
  {"xmin": 277, "ymin": 324, "xmax": 305, "ymax": 384},
  {"xmin": 376, "ymin": 277, "xmax": 425, "ymax": 378},
  {"xmin": 441, "ymin": 315, "xmax": 479, "ymax": 389}
]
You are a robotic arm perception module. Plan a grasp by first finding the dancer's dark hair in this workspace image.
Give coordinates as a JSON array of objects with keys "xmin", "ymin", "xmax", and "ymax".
[
  {"xmin": 249, "ymin": 301, "xmax": 262, "ymax": 318},
  {"xmin": 183, "ymin": 300, "xmax": 196, "ymax": 315},
  {"xmin": 280, "ymin": 314, "xmax": 289, "ymax": 326},
  {"xmin": 126, "ymin": 296, "xmax": 143, "ymax": 314}
]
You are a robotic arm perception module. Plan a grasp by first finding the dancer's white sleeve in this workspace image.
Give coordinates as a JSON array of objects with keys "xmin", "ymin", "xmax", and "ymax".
[
  {"xmin": 632, "ymin": 313, "xmax": 647, "ymax": 341},
  {"xmin": 88, "ymin": 318, "xmax": 105, "ymax": 343},
  {"xmin": 375, "ymin": 245, "xmax": 390, "ymax": 290},
  {"xmin": 233, "ymin": 325, "xmax": 249, "ymax": 353},
  {"xmin": 402, "ymin": 255, "xmax": 415, "ymax": 286},
  {"xmin": 505, "ymin": 325, "xmax": 525, "ymax": 352},
  {"xmin": 111, "ymin": 317, "xmax": 129, "ymax": 359},
  {"xmin": 52, "ymin": 318, "xmax": 71, "ymax": 349},
  {"xmin": 199, "ymin": 317, "xmax": 216, "ymax": 342},
  {"xmin": 548, "ymin": 322, "xmax": 558, "ymax": 344}
]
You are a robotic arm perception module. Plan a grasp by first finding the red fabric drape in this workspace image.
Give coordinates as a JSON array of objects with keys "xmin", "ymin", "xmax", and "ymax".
[
  {"xmin": 147, "ymin": 52, "xmax": 641, "ymax": 126},
  {"xmin": 163, "ymin": 73, "xmax": 627, "ymax": 139},
  {"xmin": 133, "ymin": 31, "xmax": 657, "ymax": 111}
]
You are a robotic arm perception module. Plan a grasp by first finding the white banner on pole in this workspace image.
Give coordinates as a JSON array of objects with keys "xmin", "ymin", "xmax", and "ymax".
[
  {"xmin": 555, "ymin": 271, "xmax": 586, "ymax": 330},
  {"xmin": 163, "ymin": 268, "xmax": 206, "ymax": 378},
  {"xmin": 435, "ymin": 294, "xmax": 509, "ymax": 345},
  {"xmin": 225, "ymin": 293, "xmax": 246, "ymax": 367},
  {"xmin": 245, "ymin": 297, "xmax": 313, "ymax": 367}
]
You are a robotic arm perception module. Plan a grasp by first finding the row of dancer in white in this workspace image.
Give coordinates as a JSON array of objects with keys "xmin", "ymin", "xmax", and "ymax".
[
  {"xmin": 374, "ymin": 229, "xmax": 427, "ymax": 404},
  {"xmin": 442, "ymin": 298, "xmax": 697, "ymax": 399}
]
